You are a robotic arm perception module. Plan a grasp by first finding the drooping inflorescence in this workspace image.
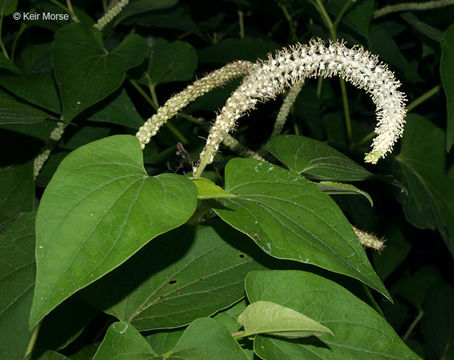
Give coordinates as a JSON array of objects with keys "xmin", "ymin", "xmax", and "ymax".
[
  {"xmin": 193, "ymin": 40, "xmax": 407, "ymax": 177},
  {"xmin": 136, "ymin": 60, "xmax": 255, "ymax": 148}
]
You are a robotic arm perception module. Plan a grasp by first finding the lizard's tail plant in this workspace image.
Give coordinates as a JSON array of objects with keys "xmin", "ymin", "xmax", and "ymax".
[
  {"xmin": 193, "ymin": 39, "xmax": 407, "ymax": 178},
  {"xmin": 136, "ymin": 60, "xmax": 255, "ymax": 149},
  {"xmin": 94, "ymin": 0, "xmax": 129, "ymax": 31}
]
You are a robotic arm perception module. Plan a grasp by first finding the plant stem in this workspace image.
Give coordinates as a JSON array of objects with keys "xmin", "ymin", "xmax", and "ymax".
[
  {"xmin": 374, "ymin": 0, "xmax": 454, "ymax": 19},
  {"xmin": 355, "ymin": 84, "xmax": 442, "ymax": 147},
  {"xmin": 406, "ymin": 84, "xmax": 441, "ymax": 112},
  {"xmin": 238, "ymin": 9, "xmax": 245, "ymax": 38},
  {"xmin": 315, "ymin": 0, "xmax": 354, "ymax": 146},
  {"xmin": 66, "ymin": 0, "xmax": 79, "ymax": 22},
  {"xmin": 315, "ymin": 0, "xmax": 335, "ymax": 39},
  {"xmin": 363, "ymin": 284, "xmax": 385, "ymax": 317},
  {"xmin": 25, "ymin": 322, "xmax": 42, "ymax": 357},
  {"xmin": 281, "ymin": 4, "xmax": 297, "ymax": 41},
  {"xmin": 231, "ymin": 330, "xmax": 246, "ymax": 339},
  {"xmin": 129, "ymin": 79, "xmax": 189, "ymax": 144},
  {"xmin": 333, "ymin": 0, "xmax": 354, "ymax": 30},
  {"xmin": 149, "ymin": 84, "xmax": 160, "ymax": 107},
  {"xmin": 11, "ymin": 22, "xmax": 27, "ymax": 61},
  {"xmin": 403, "ymin": 310, "xmax": 424, "ymax": 341},
  {"xmin": 0, "ymin": 13, "xmax": 10, "ymax": 59}
]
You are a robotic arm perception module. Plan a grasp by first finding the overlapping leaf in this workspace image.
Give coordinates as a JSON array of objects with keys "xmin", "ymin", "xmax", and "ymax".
[
  {"xmin": 213, "ymin": 158, "xmax": 388, "ymax": 298},
  {"xmin": 266, "ymin": 135, "xmax": 372, "ymax": 181},
  {"xmin": 246, "ymin": 271, "xmax": 421, "ymax": 360}
]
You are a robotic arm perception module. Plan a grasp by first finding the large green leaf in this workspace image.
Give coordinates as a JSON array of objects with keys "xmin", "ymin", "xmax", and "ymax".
[
  {"xmin": 0, "ymin": 98, "xmax": 56, "ymax": 125},
  {"xmin": 246, "ymin": 271, "xmax": 421, "ymax": 360},
  {"xmin": 30, "ymin": 135, "xmax": 197, "ymax": 327},
  {"xmin": 0, "ymin": 73, "xmax": 61, "ymax": 113},
  {"xmin": 393, "ymin": 115, "xmax": 454, "ymax": 254},
  {"xmin": 52, "ymin": 24, "xmax": 146, "ymax": 122},
  {"xmin": 93, "ymin": 319, "xmax": 249, "ymax": 360},
  {"xmin": 213, "ymin": 158, "xmax": 389, "ymax": 299},
  {"xmin": 82, "ymin": 221, "xmax": 266, "ymax": 330},
  {"xmin": 237, "ymin": 301, "xmax": 332, "ymax": 338},
  {"xmin": 0, "ymin": 161, "xmax": 34, "ymax": 225},
  {"xmin": 441, "ymin": 23, "xmax": 454, "ymax": 151},
  {"xmin": 0, "ymin": 212, "xmax": 35, "ymax": 360},
  {"xmin": 266, "ymin": 135, "xmax": 372, "ymax": 181},
  {"xmin": 147, "ymin": 38, "xmax": 197, "ymax": 85}
]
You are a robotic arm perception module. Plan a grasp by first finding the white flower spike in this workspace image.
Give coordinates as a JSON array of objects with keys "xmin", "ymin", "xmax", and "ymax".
[{"xmin": 193, "ymin": 40, "xmax": 407, "ymax": 177}]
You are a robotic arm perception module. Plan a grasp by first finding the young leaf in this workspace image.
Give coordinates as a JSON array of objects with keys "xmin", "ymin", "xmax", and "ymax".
[
  {"xmin": 147, "ymin": 38, "xmax": 197, "ymax": 86},
  {"xmin": 213, "ymin": 158, "xmax": 389, "ymax": 299},
  {"xmin": 266, "ymin": 135, "xmax": 372, "ymax": 181},
  {"xmin": 30, "ymin": 135, "xmax": 197, "ymax": 327},
  {"xmin": 192, "ymin": 178, "xmax": 237, "ymax": 199},
  {"xmin": 246, "ymin": 271, "xmax": 421, "ymax": 360},
  {"xmin": 237, "ymin": 301, "xmax": 333, "ymax": 338},
  {"xmin": 0, "ymin": 212, "xmax": 35, "ymax": 360},
  {"xmin": 82, "ymin": 221, "xmax": 266, "ymax": 330},
  {"xmin": 0, "ymin": 161, "xmax": 34, "ymax": 225},
  {"xmin": 441, "ymin": 24, "xmax": 454, "ymax": 151},
  {"xmin": 393, "ymin": 115, "xmax": 454, "ymax": 255}
]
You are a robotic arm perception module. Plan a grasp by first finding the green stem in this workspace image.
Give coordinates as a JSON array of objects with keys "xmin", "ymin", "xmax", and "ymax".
[
  {"xmin": 355, "ymin": 84, "xmax": 442, "ymax": 147},
  {"xmin": 49, "ymin": 0, "xmax": 70, "ymax": 12},
  {"xmin": 316, "ymin": 77, "xmax": 323, "ymax": 98},
  {"xmin": 0, "ymin": 13, "xmax": 10, "ymax": 59},
  {"xmin": 333, "ymin": 0, "xmax": 354, "ymax": 31},
  {"xmin": 238, "ymin": 9, "xmax": 245, "ymax": 38},
  {"xmin": 281, "ymin": 4, "xmax": 298, "ymax": 41},
  {"xmin": 102, "ymin": 0, "xmax": 108, "ymax": 12},
  {"xmin": 25, "ymin": 322, "xmax": 42, "ymax": 357},
  {"xmin": 315, "ymin": 0, "xmax": 335, "ymax": 39},
  {"xmin": 11, "ymin": 22, "xmax": 27, "ymax": 61},
  {"xmin": 129, "ymin": 79, "xmax": 188, "ymax": 144},
  {"xmin": 66, "ymin": 0, "xmax": 79, "ymax": 22},
  {"xmin": 315, "ymin": 0, "xmax": 353, "ymax": 145},
  {"xmin": 231, "ymin": 330, "xmax": 246, "ymax": 339},
  {"xmin": 149, "ymin": 84, "xmax": 160, "ymax": 107},
  {"xmin": 403, "ymin": 310, "xmax": 424, "ymax": 341},
  {"xmin": 406, "ymin": 84, "xmax": 441, "ymax": 112},
  {"xmin": 339, "ymin": 78, "xmax": 353, "ymax": 145},
  {"xmin": 363, "ymin": 285, "xmax": 385, "ymax": 317}
]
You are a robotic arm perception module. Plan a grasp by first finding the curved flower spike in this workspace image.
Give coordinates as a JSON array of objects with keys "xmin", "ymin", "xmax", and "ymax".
[
  {"xmin": 136, "ymin": 60, "xmax": 255, "ymax": 148},
  {"xmin": 193, "ymin": 40, "xmax": 407, "ymax": 177}
]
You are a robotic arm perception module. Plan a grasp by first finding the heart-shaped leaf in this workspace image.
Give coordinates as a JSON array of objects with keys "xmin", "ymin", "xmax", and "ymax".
[
  {"xmin": 246, "ymin": 271, "xmax": 421, "ymax": 360},
  {"xmin": 147, "ymin": 38, "xmax": 197, "ymax": 85},
  {"xmin": 266, "ymin": 135, "xmax": 372, "ymax": 181},
  {"xmin": 30, "ymin": 135, "xmax": 197, "ymax": 327},
  {"xmin": 0, "ymin": 98, "xmax": 56, "ymax": 125},
  {"xmin": 238, "ymin": 301, "xmax": 333, "ymax": 338},
  {"xmin": 213, "ymin": 158, "xmax": 389, "ymax": 299},
  {"xmin": 53, "ymin": 24, "xmax": 147, "ymax": 122}
]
